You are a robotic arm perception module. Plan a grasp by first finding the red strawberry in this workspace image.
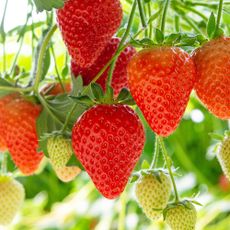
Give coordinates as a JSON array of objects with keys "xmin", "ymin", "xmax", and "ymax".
[
  {"xmin": 127, "ymin": 47, "xmax": 196, "ymax": 137},
  {"xmin": 71, "ymin": 38, "xmax": 136, "ymax": 95},
  {"xmin": 2, "ymin": 96, "xmax": 43, "ymax": 175},
  {"xmin": 192, "ymin": 37, "xmax": 230, "ymax": 119},
  {"xmin": 0, "ymin": 94, "xmax": 18, "ymax": 152},
  {"xmin": 57, "ymin": 0, "xmax": 122, "ymax": 68},
  {"xmin": 72, "ymin": 104, "xmax": 145, "ymax": 199}
]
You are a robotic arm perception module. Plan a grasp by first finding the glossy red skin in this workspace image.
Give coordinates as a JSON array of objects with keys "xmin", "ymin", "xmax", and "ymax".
[
  {"xmin": 71, "ymin": 38, "xmax": 136, "ymax": 96},
  {"xmin": 127, "ymin": 47, "xmax": 196, "ymax": 137},
  {"xmin": 0, "ymin": 94, "xmax": 18, "ymax": 152},
  {"xmin": 57, "ymin": 0, "xmax": 122, "ymax": 68},
  {"xmin": 2, "ymin": 96, "xmax": 43, "ymax": 175},
  {"xmin": 72, "ymin": 104, "xmax": 145, "ymax": 199},
  {"xmin": 192, "ymin": 37, "xmax": 230, "ymax": 119}
]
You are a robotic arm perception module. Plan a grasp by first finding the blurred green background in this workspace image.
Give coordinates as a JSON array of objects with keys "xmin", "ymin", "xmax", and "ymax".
[{"xmin": 0, "ymin": 0, "xmax": 230, "ymax": 229}]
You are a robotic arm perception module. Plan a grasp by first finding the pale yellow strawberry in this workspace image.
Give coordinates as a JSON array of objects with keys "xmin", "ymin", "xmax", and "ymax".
[
  {"xmin": 55, "ymin": 166, "xmax": 81, "ymax": 183},
  {"xmin": 0, "ymin": 175, "xmax": 25, "ymax": 225}
]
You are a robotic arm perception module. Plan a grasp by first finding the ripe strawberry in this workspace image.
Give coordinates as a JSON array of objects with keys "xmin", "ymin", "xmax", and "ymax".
[
  {"xmin": 0, "ymin": 94, "xmax": 18, "ymax": 152},
  {"xmin": 47, "ymin": 136, "xmax": 73, "ymax": 169},
  {"xmin": 219, "ymin": 175, "xmax": 230, "ymax": 192},
  {"xmin": 217, "ymin": 134, "xmax": 230, "ymax": 181},
  {"xmin": 55, "ymin": 166, "xmax": 81, "ymax": 183},
  {"xmin": 192, "ymin": 37, "xmax": 230, "ymax": 119},
  {"xmin": 127, "ymin": 47, "xmax": 196, "ymax": 137},
  {"xmin": 165, "ymin": 201, "xmax": 197, "ymax": 230},
  {"xmin": 41, "ymin": 82, "xmax": 72, "ymax": 96},
  {"xmin": 135, "ymin": 172, "xmax": 171, "ymax": 220},
  {"xmin": 57, "ymin": 0, "xmax": 122, "ymax": 68},
  {"xmin": 71, "ymin": 38, "xmax": 136, "ymax": 95},
  {"xmin": 0, "ymin": 175, "xmax": 25, "ymax": 225},
  {"xmin": 72, "ymin": 104, "xmax": 145, "ymax": 199},
  {"xmin": 2, "ymin": 96, "xmax": 43, "ymax": 175}
]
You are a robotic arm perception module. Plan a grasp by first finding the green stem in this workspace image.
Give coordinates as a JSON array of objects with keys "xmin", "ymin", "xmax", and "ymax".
[
  {"xmin": 1, "ymin": 153, "xmax": 7, "ymax": 174},
  {"xmin": 147, "ymin": 2, "xmax": 153, "ymax": 39},
  {"xmin": 216, "ymin": 0, "xmax": 224, "ymax": 32},
  {"xmin": 33, "ymin": 25, "xmax": 57, "ymax": 94},
  {"xmin": 158, "ymin": 136, "xmax": 179, "ymax": 202},
  {"xmin": 1, "ymin": 0, "xmax": 8, "ymax": 72},
  {"xmin": 0, "ymin": 86, "xmax": 33, "ymax": 93},
  {"xmin": 185, "ymin": 1, "xmax": 230, "ymax": 7},
  {"xmin": 182, "ymin": 15, "xmax": 204, "ymax": 34},
  {"xmin": 150, "ymin": 137, "xmax": 160, "ymax": 169},
  {"xmin": 175, "ymin": 15, "xmax": 180, "ymax": 32},
  {"xmin": 61, "ymin": 104, "xmax": 78, "ymax": 132},
  {"xmin": 161, "ymin": 0, "xmax": 170, "ymax": 33},
  {"xmin": 106, "ymin": 0, "xmax": 137, "ymax": 90},
  {"xmin": 50, "ymin": 45, "xmax": 65, "ymax": 93},
  {"xmin": 137, "ymin": 0, "xmax": 147, "ymax": 28}
]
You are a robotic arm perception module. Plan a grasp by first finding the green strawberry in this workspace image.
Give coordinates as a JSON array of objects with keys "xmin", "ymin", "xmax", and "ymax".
[
  {"xmin": 47, "ymin": 136, "xmax": 73, "ymax": 169},
  {"xmin": 0, "ymin": 175, "xmax": 25, "ymax": 225},
  {"xmin": 135, "ymin": 171, "xmax": 172, "ymax": 220},
  {"xmin": 165, "ymin": 201, "xmax": 197, "ymax": 230},
  {"xmin": 217, "ymin": 133, "xmax": 230, "ymax": 181}
]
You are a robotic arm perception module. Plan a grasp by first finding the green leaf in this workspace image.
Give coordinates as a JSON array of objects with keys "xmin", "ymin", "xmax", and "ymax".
[
  {"xmin": 91, "ymin": 83, "xmax": 104, "ymax": 101},
  {"xmin": 70, "ymin": 95, "xmax": 95, "ymax": 107},
  {"xmin": 207, "ymin": 12, "xmax": 216, "ymax": 38},
  {"xmin": 70, "ymin": 76, "xmax": 84, "ymax": 97},
  {"xmin": 66, "ymin": 154, "xmax": 84, "ymax": 170},
  {"xmin": 117, "ymin": 88, "xmax": 130, "ymax": 101},
  {"xmin": 0, "ymin": 78, "xmax": 14, "ymax": 97},
  {"xmin": 61, "ymin": 66, "xmax": 69, "ymax": 78},
  {"xmin": 164, "ymin": 33, "xmax": 181, "ymax": 45},
  {"xmin": 155, "ymin": 29, "xmax": 164, "ymax": 44},
  {"xmin": 41, "ymin": 48, "xmax": 50, "ymax": 81},
  {"xmin": 141, "ymin": 160, "xmax": 150, "ymax": 169},
  {"xmin": 32, "ymin": 0, "xmax": 65, "ymax": 12}
]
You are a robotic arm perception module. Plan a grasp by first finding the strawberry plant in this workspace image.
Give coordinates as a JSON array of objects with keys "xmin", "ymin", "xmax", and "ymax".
[{"xmin": 0, "ymin": 0, "xmax": 230, "ymax": 229}]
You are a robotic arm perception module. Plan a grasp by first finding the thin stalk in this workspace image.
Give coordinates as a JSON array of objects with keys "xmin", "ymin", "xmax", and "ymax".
[
  {"xmin": 1, "ymin": 153, "xmax": 7, "ymax": 174},
  {"xmin": 106, "ymin": 0, "xmax": 137, "ymax": 90},
  {"xmin": 175, "ymin": 15, "xmax": 180, "ymax": 32},
  {"xmin": 50, "ymin": 45, "xmax": 65, "ymax": 93},
  {"xmin": 185, "ymin": 1, "xmax": 230, "ymax": 7},
  {"xmin": 182, "ymin": 15, "xmax": 204, "ymax": 34},
  {"xmin": 216, "ymin": 0, "xmax": 224, "ymax": 32},
  {"xmin": 1, "ymin": 0, "xmax": 9, "ymax": 72},
  {"xmin": 137, "ymin": 0, "xmax": 147, "ymax": 28},
  {"xmin": 147, "ymin": 2, "xmax": 153, "ymax": 39},
  {"xmin": 0, "ymin": 86, "xmax": 33, "ymax": 93},
  {"xmin": 158, "ymin": 136, "xmax": 179, "ymax": 202},
  {"xmin": 161, "ymin": 0, "xmax": 170, "ymax": 33},
  {"xmin": 150, "ymin": 137, "xmax": 160, "ymax": 169},
  {"xmin": 33, "ymin": 25, "xmax": 57, "ymax": 94}
]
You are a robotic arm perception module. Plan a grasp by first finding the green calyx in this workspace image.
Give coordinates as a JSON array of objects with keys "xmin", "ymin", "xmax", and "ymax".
[{"xmin": 70, "ymin": 83, "xmax": 135, "ymax": 108}]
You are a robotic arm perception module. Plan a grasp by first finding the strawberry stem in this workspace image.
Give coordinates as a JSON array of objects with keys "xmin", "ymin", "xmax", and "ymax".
[
  {"xmin": 118, "ymin": 191, "xmax": 127, "ymax": 230},
  {"xmin": 147, "ymin": 2, "xmax": 153, "ymax": 39},
  {"xmin": 161, "ymin": 0, "xmax": 170, "ymax": 34},
  {"xmin": 33, "ymin": 24, "xmax": 57, "ymax": 94},
  {"xmin": 158, "ymin": 136, "xmax": 180, "ymax": 203},
  {"xmin": 137, "ymin": 0, "xmax": 147, "ymax": 28},
  {"xmin": 106, "ymin": 0, "xmax": 137, "ymax": 91},
  {"xmin": 216, "ymin": 0, "xmax": 224, "ymax": 33},
  {"xmin": 150, "ymin": 136, "xmax": 160, "ymax": 169}
]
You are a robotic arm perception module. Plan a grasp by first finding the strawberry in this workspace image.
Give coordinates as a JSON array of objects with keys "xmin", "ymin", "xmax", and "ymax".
[
  {"xmin": 71, "ymin": 38, "xmax": 136, "ymax": 95},
  {"xmin": 165, "ymin": 201, "xmax": 197, "ymax": 230},
  {"xmin": 192, "ymin": 37, "xmax": 230, "ymax": 119},
  {"xmin": 135, "ymin": 172, "xmax": 171, "ymax": 220},
  {"xmin": 217, "ymin": 133, "xmax": 230, "ymax": 181},
  {"xmin": 127, "ymin": 47, "xmax": 196, "ymax": 137},
  {"xmin": 219, "ymin": 175, "xmax": 230, "ymax": 192},
  {"xmin": 41, "ymin": 82, "xmax": 72, "ymax": 96},
  {"xmin": 0, "ymin": 94, "xmax": 18, "ymax": 152},
  {"xmin": 57, "ymin": 0, "xmax": 122, "ymax": 68},
  {"xmin": 47, "ymin": 136, "xmax": 73, "ymax": 169},
  {"xmin": 0, "ymin": 175, "xmax": 25, "ymax": 225},
  {"xmin": 2, "ymin": 96, "xmax": 43, "ymax": 175},
  {"xmin": 72, "ymin": 104, "xmax": 145, "ymax": 199},
  {"xmin": 55, "ymin": 166, "xmax": 81, "ymax": 183}
]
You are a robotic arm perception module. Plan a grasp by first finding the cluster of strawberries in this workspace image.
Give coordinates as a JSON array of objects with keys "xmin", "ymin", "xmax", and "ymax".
[{"xmin": 0, "ymin": 0, "xmax": 229, "ymax": 227}]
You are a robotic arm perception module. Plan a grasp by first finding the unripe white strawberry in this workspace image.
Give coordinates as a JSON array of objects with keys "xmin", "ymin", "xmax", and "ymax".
[
  {"xmin": 135, "ymin": 171, "xmax": 171, "ymax": 220},
  {"xmin": 165, "ymin": 201, "xmax": 197, "ymax": 230},
  {"xmin": 55, "ymin": 166, "xmax": 81, "ymax": 183},
  {"xmin": 0, "ymin": 175, "xmax": 25, "ymax": 225}
]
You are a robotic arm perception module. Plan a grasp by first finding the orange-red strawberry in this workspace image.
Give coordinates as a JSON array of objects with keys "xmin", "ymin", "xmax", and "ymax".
[
  {"xmin": 0, "ymin": 94, "xmax": 18, "ymax": 152},
  {"xmin": 2, "ymin": 96, "xmax": 43, "ymax": 175},
  {"xmin": 72, "ymin": 104, "xmax": 145, "ymax": 199},
  {"xmin": 57, "ymin": 0, "xmax": 122, "ymax": 68},
  {"xmin": 127, "ymin": 47, "xmax": 196, "ymax": 137},
  {"xmin": 192, "ymin": 37, "xmax": 230, "ymax": 119},
  {"xmin": 41, "ymin": 82, "xmax": 72, "ymax": 96},
  {"xmin": 71, "ymin": 38, "xmax": 136, "ymax": 95}
]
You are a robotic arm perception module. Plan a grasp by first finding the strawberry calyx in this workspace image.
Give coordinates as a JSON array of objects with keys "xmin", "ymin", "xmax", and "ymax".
[{"xmin": 70, "ymin": 83, "xmax": 135, "ymax": 108}]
